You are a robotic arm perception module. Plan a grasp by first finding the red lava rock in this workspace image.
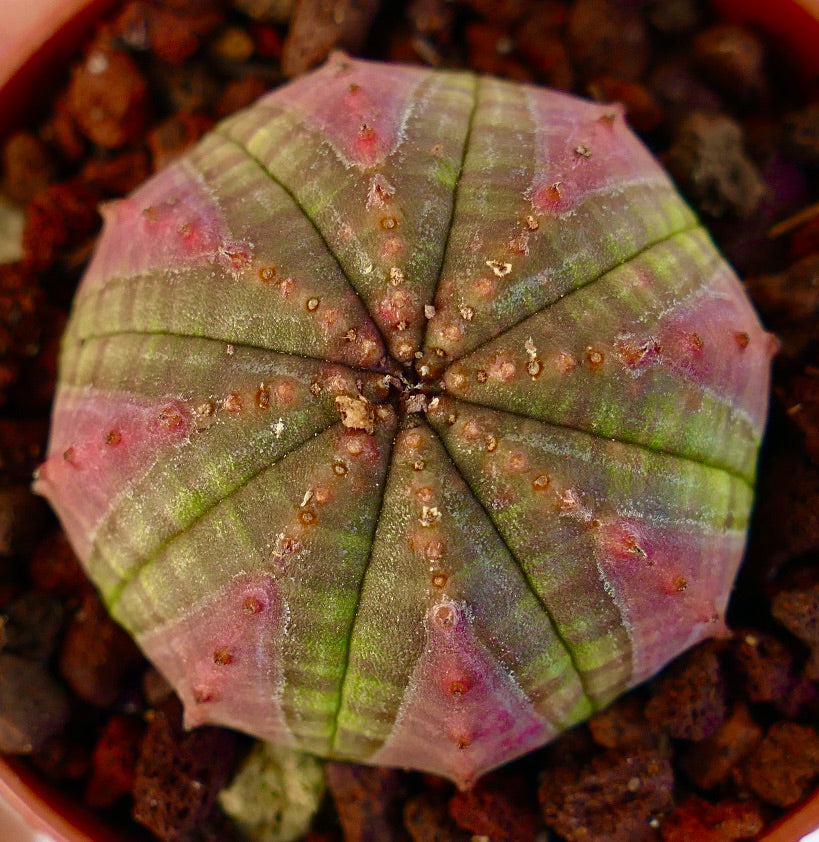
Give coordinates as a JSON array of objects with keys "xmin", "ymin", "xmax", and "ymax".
[
  {"xmin": 692, "ymin": 24, "xmax": 768, "ymax": 102},
  {"xmin": 680, "ymin": 703, "xmax": 763, "ymax": 790},
  {"xmin": 132, "ymin": 700, "xmax": 238, "ymax": 841},
  {"xmin": 664, "ymin": 111, "xmax": 766, "ymax": 218},
  {"xmin": 66, "ymin": 44, "xmax": 150, "ymax": 150},
  {"xmin": 0, "ymin": 653, "xmax": 70, "ymax": 754},
  {"xmin": 281, "ymin": 0, "xmax": 381, "ymax": 77},
  {"xmin": 660, "ymin": 795, "xmax": 764, "ymax": 841},
  {"xmin": 587, "ymin": 76, "xmax": 664, "ymax": 133},
  {"xmin": 404, "ymin": 792, "xmax": 470, "ymax": 842},
  {"xmin": 215, "ymin": 76, "xmax": 270, "ymax": 120},
  {"xmin": 249, "ymin": 22, "xmax": 284, "ymax": 60},
  {"xmin": 465, "ymin": 23, "xmax": 533, "ymax": 81},
  {"xmin": 567, "ymin": 0, "xmax": 650, "ymax": 83},
  {"xmin": 538, "ymin": 747, "xmax": 673, "ymax": 842},
  {"xmin": 147, "ymin": 113, "xmax": 215, "ymax": 172},
  {"xmin": 588, "ymin": 694, "xmax": 660, "ymax": 751},
  {"xmin": 325, "ymin": 761, "xmax": 409, "ymax": 842},
  {"xmin": 22, "ymin": 179, "xmax": 101, "ymax": 274},
  {"xmin": 742, "ymin": 721, "xmax": 819, "ymax": 807},
  {"xmin": 114, "ymin": 0, "xmax": 225, "ymax": 65},
  {"xmin": 0, "ymin": 487, "xmax": 49, "ymax": 558},
  {"xmin": 85, "ymin": 714, "xmax": 144, "ymax": 809},
  {"xmin": 778, "ymin": 367, "xmax": 819, "ymax": 466},
  {"xmin": 29, "ymin": 531, "xmax": 93, "ymax": 598},
  {"xmin": 1, "ymin": 132, "xmax": 55, "ymax": 205},
  {"xmin": 58, "ymin": 592, "xmax": 145, "ymax": 707},
  {"xmin": 772, "ymin": 582, "xmax": 819, "ymax": 680},
  {"xmin": 80, "ymin": 148, "xmax": 152, "ymax": 197},
  {"xmin": 448, "ymin": 772, "xmax": 542, "ymax": 841},
  {"xmin": 645, "ymin": 643, "xmax": 727, "ymax": 741}
]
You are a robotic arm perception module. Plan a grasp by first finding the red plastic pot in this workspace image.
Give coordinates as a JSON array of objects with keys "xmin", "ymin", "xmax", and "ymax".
[{"xmin": 0, "ymin": 1, "xmax": 818, "ymax": 840}]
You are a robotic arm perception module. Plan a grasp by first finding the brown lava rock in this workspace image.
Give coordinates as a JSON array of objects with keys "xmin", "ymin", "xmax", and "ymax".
[
  {"xmin": 325, "ymin": 762, "xmax": 409, "ymax": 842},
  {"xmin": 680, "ymin": 703, "xmax": 763, "ymax": 790},
  {"xmin": 566, "ymin": 0, "xmax": 649, "ymax": 83},
  {"xmin": 730, "ymin": 629, "xmax": 805, "ymax": 713},
  {"xmin": 281, "ymin": 0, "xmax": 381, "ymax": 77},
  {"xmin": 587, "ymin": 695, "xmax": 660, "ymax": 751},
  {"xmin": 692, "ymin": 25, "xmax": 767, "ymax": 102},
  {"xmin": 132, "ymin": 700, "xmax": 238, "ymax": 841},
  {"xmin": 22, "ymin": 179, "xmax": 101, "ymax": 274},
  {"xmin": 58, "ymin": 592, "xmax": 145, "ymax": 707},
  {"xmin": 664, "ymin": 112, "xmax": 766, "ymax": 218},
  {"xmin": 66, "ymin": 43, "xmax": 151, "ymax": 149},
  {"xmin": 538, "ymin": 746, "xmax": 673, "ymax": 842},
  {"xmin": 1, "ymin": 132, "xmax": 55, "ymax": 205},
  {"xmin": 742, "ymin": 721, "xmax": 819, "ymax": 808},
  {"xmin": 114, "ymin": 0, "xmax": 226, "ymax": 65},
  {"xmin": 645, "ymin": 643, "xmax": 727, "ymax": 741},
  {"xmin": 403, "ymin": 791, "xmax": 470, "ymax": 842},
  {"xmin": 778, "ymin": 367, "xmax": 819, "ymax": 465},
  {"xmin": 772, "ymin": 582, "xmax": 819, "ymax": 680},
  {"xmin": 0, "ymin": 653, "xmax": 70, "ymax": 754}
]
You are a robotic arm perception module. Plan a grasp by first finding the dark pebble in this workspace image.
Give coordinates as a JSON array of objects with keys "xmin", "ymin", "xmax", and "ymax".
[{"xmin": 0, "ymin": 652, "xmax": 70, "ymax": 754}]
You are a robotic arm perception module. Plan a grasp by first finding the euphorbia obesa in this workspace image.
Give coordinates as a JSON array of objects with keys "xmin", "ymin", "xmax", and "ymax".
[{"xmin": 36, "ymin": 54, "xmax": 774, "ymax": 789}]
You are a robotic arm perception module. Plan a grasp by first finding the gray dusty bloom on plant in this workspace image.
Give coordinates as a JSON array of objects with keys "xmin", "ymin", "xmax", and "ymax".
[{"xmin": 35, "ymin": 54, "xmax": 775, "ymax": 789}]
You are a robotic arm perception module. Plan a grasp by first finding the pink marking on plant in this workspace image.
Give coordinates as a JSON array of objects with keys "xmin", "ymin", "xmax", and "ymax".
[
  {"xmin": 527, "ymin": 98, "xmax": 663, "ymax": 217},
  {"xmin": 34, "ymin": 388, "xmax": 191, "ymax": 561},
  {"xmin": 371, "ymin": 597, "xmax": 555, "ymax": 788},
  {"xmin": 595, "ymin": 519, "xmax": 739, "ymax": 685},
  {"xmin": 629, "ymin": 263, "xmax": 777, "ymax": 432},
  {"xmin": 137, "ymin": 573, "xmax": 293, "ymax": 744},
  {"xmin": 257, "ymin": 53, "xmax": 421, "ymax": 169},
  {"xmin": 80, "ymin": 160, "xmax": 246, "ymax": 296}
]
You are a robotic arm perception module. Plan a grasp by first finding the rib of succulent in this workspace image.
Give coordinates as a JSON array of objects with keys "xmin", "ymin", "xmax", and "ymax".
[{"xmin": 35, "ymin": 54, "xmax": 774, "ymax": 789}]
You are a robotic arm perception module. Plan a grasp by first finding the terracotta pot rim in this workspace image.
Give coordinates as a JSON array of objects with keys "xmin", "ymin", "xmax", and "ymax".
[{"xmin": 0, "ymin": 755, "xmax": 138, "ymax": 842}]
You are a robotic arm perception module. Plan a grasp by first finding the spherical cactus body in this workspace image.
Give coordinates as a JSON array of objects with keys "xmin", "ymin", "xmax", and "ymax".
[{"xmin": 35, "ymin": 54, "xmax": 775, "ymax": 789}]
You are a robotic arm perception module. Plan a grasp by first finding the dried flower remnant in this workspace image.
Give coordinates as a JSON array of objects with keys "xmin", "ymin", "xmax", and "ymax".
[{"xmin": 36, "ymin": 55, "xmax": 774, "ymax": 789}]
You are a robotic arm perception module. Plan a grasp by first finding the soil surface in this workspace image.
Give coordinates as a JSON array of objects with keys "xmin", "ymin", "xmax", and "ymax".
[{"xmin": 1, "ymin": 1, "xmax": 818, "ymax": 841}]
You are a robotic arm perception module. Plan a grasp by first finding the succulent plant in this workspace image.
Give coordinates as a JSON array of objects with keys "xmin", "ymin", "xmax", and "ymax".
[{"xmin": 35, "ymin": 54, "xmax": 774, "ymax": 789}]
